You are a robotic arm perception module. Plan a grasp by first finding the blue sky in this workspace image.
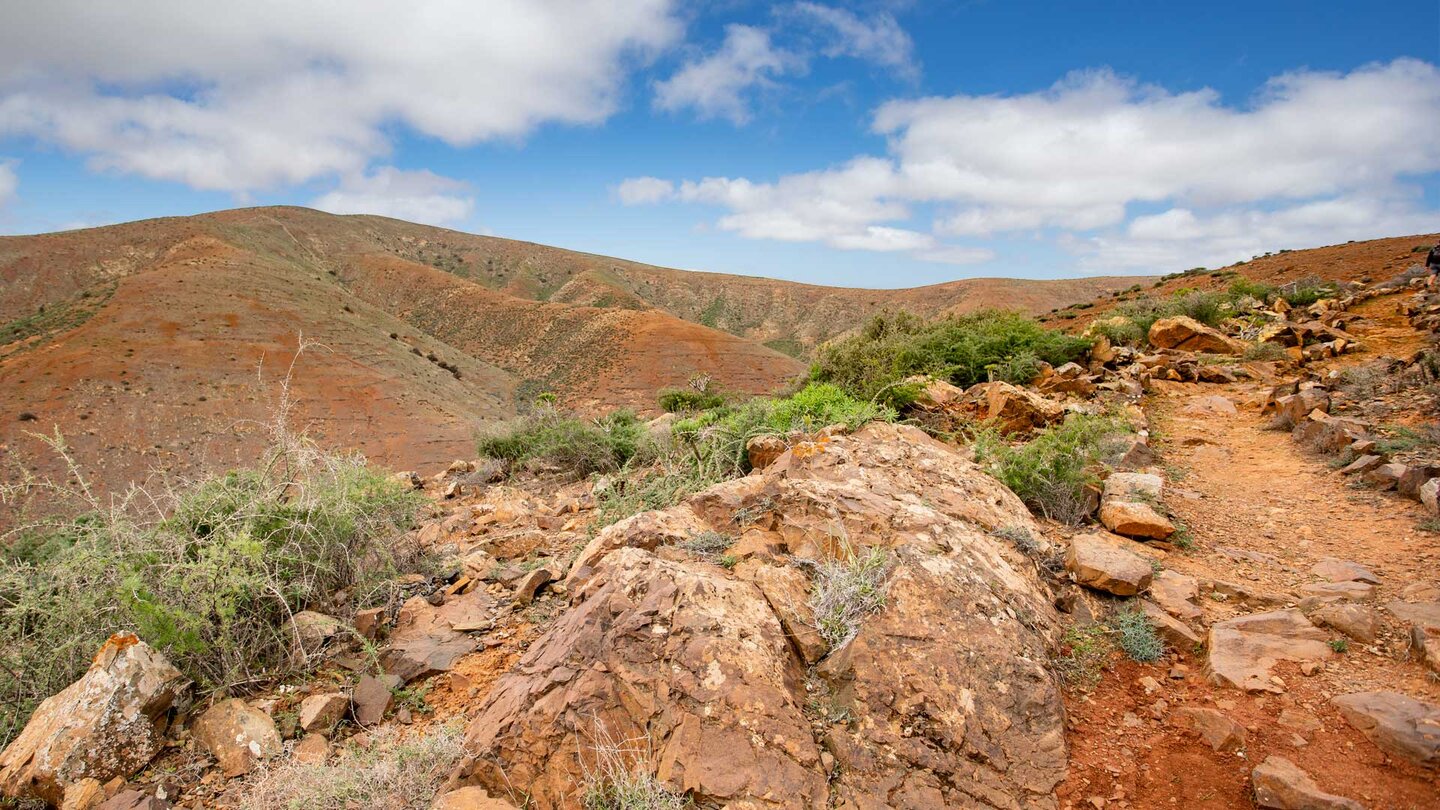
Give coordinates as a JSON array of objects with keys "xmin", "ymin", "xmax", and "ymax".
[{"xmin": 1, "ymin": 1, "xmax": 1437, "ymax": 287}]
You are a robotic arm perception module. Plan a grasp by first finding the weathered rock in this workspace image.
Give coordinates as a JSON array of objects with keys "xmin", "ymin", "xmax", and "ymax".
[
  {"xmin": 297, "ymin": 693, "xmax": 349, "ymax": 735},
  {"xmin": 381, "ymin": 589, "xmax": 495, "ymax": 682},
  {"xmin": 1397, "ymin": 466, "xmax": 1440, "ymax": 500},
  {"xmin": 736, "ymin": 561, "xmax": 829, "ymax": 664},
  {"xmin": 1150, "ymin": 571, "xmax": 1203, "ymax": 621},
  {"xmin": 1311, "ymin": 558, "xmax": 1380, "ymax": 585},
  {"xmin": 290, "ymin": 610, "xmax": 343, "ymax": 658},
  {"xmin": 1361, "ymin": 462, "xmax": 1406, "ymax": 491},
  {"xmin": 0, "ymin": 633, "xmax": 188, "ymax": 806},
  {"xmin": 1338, "ymin": 454, "xmax": 1383, "ymax": 476},
  {"xmin": 1141, "ymin": 600, "xmax": 1202, "ymax": 650},
  {"xmin": 1175, "ymin": 707, "xmax": 1245, "ymax": 752},
  {"xmin": 1102, "ymin": 435, "xmax": 1157, "ymax": 470},
  {"xmin": 1422, "ymin": 478, "xmax": 1440, "ymax": 516},
  {"xmin": 291, "ymin": 733, "xmax": 330, "ymax": 765},
  {"xmin": 1387, "ymin": 601, "xmax": 1440, "ymax": 672},
  {"xmin": 1275, "ymin": 389, "xmax": 1331, "ymax": 428},
  {"xmin": 1066, "ymin": 532, "xmax": 1154, "ymax": 596},
  {"xmin": 746, "ymin": 434, "xmax": 789, "ymax": 470},
  {"xmin": 1148, "ymin": 316, "xmax": 1245, "ymax": 354},
  {"xmin": 1333, "ymin": 691, "xmax": 1440, "ymax": 768},
  {"xmin": 903, "ymin": 375, "xmax": 966, "ymax": 411},
  {"xmin": 1310, "ymin": 604, "xmax": 1380, "ymax": 644},
  {"xmin": 192, "ymin": 699, "xmax": 282, "ymax": 777},
  {"xmin": 93, "ymin": 790, "xmax": 172, "ymax": 810},
  {"xmin": 462, "ymin": 424, "xmax": 1065, "ymax": 809},
  {"xmin": 1183, "ymin": 394, "xmax": 1238, "ymax": 416},
  {"xmin": 967, "ymin": 381, "xmax": 1065, "ymax": 434},
  {"xmin": 1298, "ymin": 581, "xmax": 1375, "ymax": 606},
  {"xmin": 353, "ymin": 606, "xmax": 386, "ymax": 641},
  {"xmin": 1207, "ymin": 610, "xmax": 1332, "ymax": 692},
  {"xmin": 1251, "ymin": 756, "xmax": 1363, "ymax": 809},
  {"xmin": 1103, "ymin": 472, "xmax": 1163, "ymax": 501},
  {"xmin": 1099, "ymin": 500, "xmax": 1175, "ymax": 540},
  {"xmin": 512, "ymin": 567, "xmax": 554, "ymax": 606},
  {"xmin": 432, "ymin": 786, "xmax": 518, "ymax": 809},
  {"xmin": 352, "ymin": 674, "xmax": 399, "ymax": 727}
]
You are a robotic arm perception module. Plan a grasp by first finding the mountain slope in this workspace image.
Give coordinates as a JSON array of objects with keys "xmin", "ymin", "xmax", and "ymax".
[{"xmin": 0, "ymin": 206, "xmax": 1142, "ymax": 494}]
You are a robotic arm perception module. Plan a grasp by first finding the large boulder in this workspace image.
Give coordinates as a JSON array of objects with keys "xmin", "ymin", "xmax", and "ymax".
[
  {"xmin": 0, "ymin": 633, "xmax": 188, "ymax": 806},
  {"xmin": 1148, "ymin": 316, "xmax": 1246, "ymax": 354},
  {"xmin": 1333, "ymin": 691, "xmax": 1440, "ymax": 768},
  {"xmin": 965, "ymin": 381, "xmax": 1065, "ymax": 435},
  {"xmin": 462, "ymin": 424, "xmax": 1066, "ymax": 809},
  {"xmin": 1207, "ymin": 610, "xmax": 1332, "ymax": 692}
]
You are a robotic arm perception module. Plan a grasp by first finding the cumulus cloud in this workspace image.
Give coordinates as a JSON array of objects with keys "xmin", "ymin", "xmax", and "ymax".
[
  {"xmin": 615, "ymin": 176, "xmax": 676, "ymax": 204},
  {"xmin": 791, "ymin": 2, "xmax": 918, "ymax": 78},
  {"xmin": 0, "ymin": 1, "xmax": 681, "ymax": 192},
  {"xmin": 653, "ymin": 25, "xmax": 800, "ymax": 124},
  {"xmin": 311, "ymin": 167, "xmax": 474, "ymax": 226},
  {"xmin": 627, "ymin": 59, "xmax": 1440, "ymax": 273},
  {"xmin": 0, "ymin": 160, "xmax": 16, "ymax": 209}
]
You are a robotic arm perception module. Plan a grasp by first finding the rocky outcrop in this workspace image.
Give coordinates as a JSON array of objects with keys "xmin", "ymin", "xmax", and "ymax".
[
  {"xmin": 966, "ymin": 381, "xmax": 1066, "ymax": 435},
  {"xmin": 1333, "ymin": 691, "xmax": 1440, "ymax": 768},
  {"xmin": 1065, "ymin": 532, "xmax": 1154, "ymax": 596},
  {"xmin": 1098, "ymin": 473, "xmax": 1174, "ymax": 540},
  {"xmin": 1148, "ymin": 316, "xmax": 1246, "ymax": 354},
  {"xmin": 1207, "ymin": 610, "xmax": 1332, "ymax": 692},
  {"xmin": 1252, "ymin": 756, "xmax": 1363, "ymax": 809},
  {"xmin": 460, "ymin": 424, "xmax": 1067, "ymax": 809},
  {"xmin": 0, "ymin": 633, "xmax": 188, "ymax": 806},
  {"xmin": 381, "ymin": 590, "xmax": 496, "ymax": 682}
]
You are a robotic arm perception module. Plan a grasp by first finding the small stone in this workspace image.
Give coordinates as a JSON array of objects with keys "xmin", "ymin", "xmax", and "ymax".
[
  {"xmin": 297, "ymin": 692, "xmax": 349, "ymax": 735},
  {"xmin": 191, "ymin": 699, "xmax": 282, "ymax": 778},
  {"xmin": 1175, "ymin": 707, "xmax": 1246, "ymax": 753},
  {"xmin": 291, "ymin": 733, "xmax": 330, "ymax": 765},
  {"xmin": 1251, "ymin": 755, "xmax": 1362, "ymax": 809},
  {"xmin": 352, "ymin": 674, "xmax": 399, "ymax": 726}
]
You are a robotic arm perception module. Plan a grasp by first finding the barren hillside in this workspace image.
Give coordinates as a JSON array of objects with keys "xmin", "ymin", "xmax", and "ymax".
[{"xmin": 0, "ymin": 207, "xmax": 1144, "ymax": 495}]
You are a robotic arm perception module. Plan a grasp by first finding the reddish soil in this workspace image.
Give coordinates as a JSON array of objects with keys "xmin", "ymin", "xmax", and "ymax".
[
  {"xmin": 1058, "ymin": 292, "xmax": 1440, "ymax": 808},
  {"xmin": 1, "ymin": 206, "xmax": 1139, "ymax": 499},
  {"xmin": 1044, "ymin": 233, "xmax": 1440, "ymax": 334}
]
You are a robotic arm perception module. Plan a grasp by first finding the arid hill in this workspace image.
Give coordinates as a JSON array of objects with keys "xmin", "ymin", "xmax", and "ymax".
[{"xmin": 0, "ymin": 206, "xmax": 1142, "ymax": 495}]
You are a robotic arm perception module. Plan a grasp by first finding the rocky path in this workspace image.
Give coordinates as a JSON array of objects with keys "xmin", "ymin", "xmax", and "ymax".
[{"xmin": 1060, "ymin": 294, "xmax": 1440, "ymax": 809}]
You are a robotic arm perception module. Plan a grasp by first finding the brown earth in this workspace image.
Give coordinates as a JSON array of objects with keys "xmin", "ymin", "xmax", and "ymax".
[
  {"xmin": 1043, "ymin": 233, "xmax": 1440, "ymax": 333},
  {"xmin": 0, "ymin": 206, "xmax": 1142, "ymax": 498},
  {"xmin": 1058, "ymin": 291, "xmax": 1440, "ymax": 809}
]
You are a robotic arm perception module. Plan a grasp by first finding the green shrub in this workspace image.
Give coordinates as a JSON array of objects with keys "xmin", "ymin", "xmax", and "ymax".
[
  {"xmin": 1055, "ymin": 623, "xmax": 1115, "ymax": 689},
  {"xmin": 478, "ymin": 408, "xmax": 649, "ymax": 477},
  {"xmin": 1111, "ymin": 608, "xmax": 1164, "ymax": 662},
  {"xmin": 1088, "ymin": 317, "xmax": 1147, "ymax": 348},
  {"xmin": 1276, "ymin": 276, "xmax": 1338, "ymax": 307},
  {"xmin": 674, "ymin": 383, "xmax": 892, "ymax": 475},
  {"xmin": 974, "ymin": 412, "xmax": 1132, "ymax": 524},
  {"xmin": 0, "ymin": 438, "xmax": 420, "ymax": 748},
  {"xmin": 656, "ymin": 388, "xmax": 725, "ymax": 413},
  {"xmin": 810, "ymin": 309, "xmax": 1090, "ymax": 405},
  {"xmin": 1228, "ymin": 277, "xmax": 1277, "ymax": 303}
]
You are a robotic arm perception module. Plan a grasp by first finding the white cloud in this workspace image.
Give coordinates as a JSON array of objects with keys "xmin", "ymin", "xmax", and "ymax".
[
  {"xmin": 631, "ymin": 59, "xmax": 1440, "ymax": 273},
  {"xmin": 791, "ymin": 3, "xmax": 918, "ymax": 78},
  {"xmin": 311, "ymin": 167, "xmax": 474, "ymax": 226},
  {"xmin": 615, "ymin": 176, "xmax": 676, "ymax": 204},
  {"xmin": 653, "ymin": 24, "xmax": 801, "ymax": 124},
  {"xmin": 0, "ymin": 160, "xmax": 16, "ymax": 209},
  {"xmin": 1073, "ymin": 196, "xmax": 1440, "ymax": 271},
  {"xmin": 0, "ymin": 1, "xmax": 681, "ymax": 192}
]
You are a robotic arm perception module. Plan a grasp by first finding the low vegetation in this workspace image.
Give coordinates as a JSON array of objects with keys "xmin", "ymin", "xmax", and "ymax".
[
  {"xmin": 477, "ymin": 407, "xmax": 648, "ymax": 477},
  {"xmin": 973, "ymin": 412, "xmax": 1133, "ymax": 524},
  {"xmin": 808, "ymin": 546, "xmax": 891, "ymax": 648},
  {"xmin": 810, "ymin": 309, "xmax": 1090, "ymax": 406},
  {"xmin": 1111, "ymin": 608, "xmax": 1164, "ymax": 662},
  {"xmin": 240, "ymin": 725, "xmax": 465, "ymax": 810},
  {"xmin": 1088, "ymin": 274, "xmax": 1340, "ymax": 349},
  {"xmin": 0, "ymin": 428, "xmax": 420, "ymax": 747}
]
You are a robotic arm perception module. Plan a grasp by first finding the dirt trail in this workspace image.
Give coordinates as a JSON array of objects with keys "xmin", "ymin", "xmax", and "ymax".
[{"xmin": 1059, "ymin": 294, "xmax": 1440, "ymax": 809}]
